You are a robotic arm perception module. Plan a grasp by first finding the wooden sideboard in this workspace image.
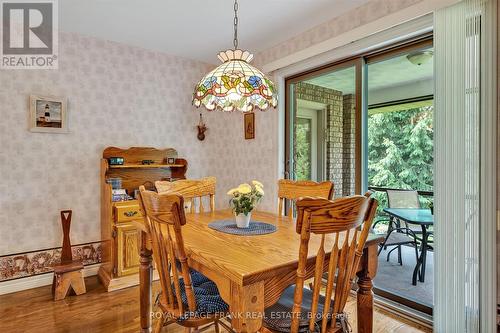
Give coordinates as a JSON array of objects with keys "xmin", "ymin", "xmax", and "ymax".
[{"xmin": 98, "ymin": 147, "xmax": 187, "ymax": 291}]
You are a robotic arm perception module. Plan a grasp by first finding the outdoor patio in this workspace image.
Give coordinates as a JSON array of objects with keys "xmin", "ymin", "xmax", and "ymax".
[{"xmin": 375, "ymin": 245, "xmax": 434, "ymax": 308}]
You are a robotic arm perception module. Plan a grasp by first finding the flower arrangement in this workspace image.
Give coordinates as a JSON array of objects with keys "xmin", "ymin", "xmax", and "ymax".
[{"xmin": 227, "ymin": 181, "xmax": 264, "ymax": 216}]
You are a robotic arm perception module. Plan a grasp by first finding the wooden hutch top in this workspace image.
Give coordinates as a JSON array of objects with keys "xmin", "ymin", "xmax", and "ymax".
[{"xmin": 101, "ymin": 146, "xmax": 188, "ymax": 193}]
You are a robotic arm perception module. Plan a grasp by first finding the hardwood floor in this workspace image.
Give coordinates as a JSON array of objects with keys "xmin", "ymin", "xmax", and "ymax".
[{"xmin": 0, "ymin": 276, "xmax": 431, "ymax": 333}]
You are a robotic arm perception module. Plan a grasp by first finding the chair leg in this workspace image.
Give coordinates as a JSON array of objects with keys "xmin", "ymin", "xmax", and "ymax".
[
  {"xmin": 411, "ymin": 240, "xmax": 421, "ymax": 286},
  {"xmin": 218, "ymin": 318, "xmax": 235, "ymax": 332},
  {"xmin": 386, "ymin": 246, "xmax": 399, "ymax": 262},
  {"xmin": 153, "ymin": 316, "xmax": 166, "ymax": 333},
  {"xmin": 397, "ymin": 245, "xmax": 403, "ymax": 265},
  {"xmin": 51, "ymin": 275, "xmax": 56, "ymax": 296}
]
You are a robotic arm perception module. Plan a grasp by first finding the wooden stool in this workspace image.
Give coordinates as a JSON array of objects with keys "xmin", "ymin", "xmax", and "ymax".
[
  {"xmin": 51, "ymin": 210, "xmax": 86, "ymax": 301},
  {"xmin": 52, "ymin": 261, "xmax": 86, "ymax": 301}
]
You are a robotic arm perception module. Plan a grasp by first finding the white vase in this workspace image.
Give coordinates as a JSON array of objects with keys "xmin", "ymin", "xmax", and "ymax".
[{"xmin": 235, "ymin": 212, "xmax": 251, "ymax": 228}]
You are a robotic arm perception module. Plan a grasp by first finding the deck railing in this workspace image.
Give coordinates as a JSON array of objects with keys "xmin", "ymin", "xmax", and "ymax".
[{"xmin": 367, "ymin": 186, "xmax": 434, "ymax": 198}]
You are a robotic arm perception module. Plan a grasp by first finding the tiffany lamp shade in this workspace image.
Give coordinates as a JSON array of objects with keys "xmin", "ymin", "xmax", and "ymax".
[{"xmin": 192, "ymin": 49, "xmax": 278, "ymax": 112}]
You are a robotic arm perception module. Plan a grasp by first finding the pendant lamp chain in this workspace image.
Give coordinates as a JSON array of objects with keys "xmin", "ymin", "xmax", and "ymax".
[
  {"xmin": 192, "ymin": 0, "xmax": 278, "ymax": 111},
  {"xmin": 233, "ymin": 0, "xmax": 239, "ymax": 49}
]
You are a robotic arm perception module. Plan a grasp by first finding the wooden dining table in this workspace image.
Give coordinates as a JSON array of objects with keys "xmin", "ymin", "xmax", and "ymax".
[{"xmin": 135, "ymin": 209, "xmax": 384, "ymax": 333}]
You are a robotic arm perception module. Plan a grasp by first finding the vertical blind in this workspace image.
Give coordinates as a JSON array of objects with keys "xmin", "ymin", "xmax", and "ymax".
[{"xmin": 434, "ymin": 0, "xmax": 496, "ymax": 332}]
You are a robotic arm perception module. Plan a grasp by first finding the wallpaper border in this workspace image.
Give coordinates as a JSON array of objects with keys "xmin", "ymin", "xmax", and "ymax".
[{"xmin": 0, "ymin": 241, "xmax": 102, "ymax": 282}]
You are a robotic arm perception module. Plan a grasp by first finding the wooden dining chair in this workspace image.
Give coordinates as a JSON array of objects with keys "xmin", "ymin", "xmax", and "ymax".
[
  {"xmin": 262, "ymin": 195, "xmax": 378, "ymax": 333},
  {"xmin": 277, "ymin": 179, "xmax": 334, "ymax": 217},
  {"xmin": 138, "ymin": 187, "xmax": 232, "ymax": 333},
  {"xmin": 155, "ymin": 176, "xmax": 216, "ymax": 213}
]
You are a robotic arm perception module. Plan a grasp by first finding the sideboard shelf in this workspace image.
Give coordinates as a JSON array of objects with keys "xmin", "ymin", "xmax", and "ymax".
[
  {"xmin": 98, "ymin": 146, "xmax": 188, "ymax": 292},
  {"xmin": 109, "ymin": 164, "xmax": 185, "ymax": 169}
]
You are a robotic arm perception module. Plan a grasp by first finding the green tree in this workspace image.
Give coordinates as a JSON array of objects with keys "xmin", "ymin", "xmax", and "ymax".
[
  {"xmin": 295, "ymin": 119, "xmax": 312, "ymax": 180},
  {"xmin": 368, "ymin": 106, "xmax": 434, "ymax": 209}
]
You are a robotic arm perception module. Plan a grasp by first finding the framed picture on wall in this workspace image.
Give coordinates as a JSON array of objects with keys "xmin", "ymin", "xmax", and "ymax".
[
  {"xmin": 244, "ymin": 112, "xmax": 255, "ymax": 140},
  {"xmin": 29, "ymin": 95, "xmax": 68, "ymax": 133}
]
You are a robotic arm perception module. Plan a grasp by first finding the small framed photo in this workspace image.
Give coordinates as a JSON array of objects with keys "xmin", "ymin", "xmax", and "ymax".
[
  {"xmin": 167, "ymin": 157, "xmax": 176, "ymax": 164},
  {"xmin": 244, "ymin": 112, "xmax": 255, "ymax": 140},
  {"xmin": 29, "ymin": 95, "xmax": 68, "ymax": 133}
]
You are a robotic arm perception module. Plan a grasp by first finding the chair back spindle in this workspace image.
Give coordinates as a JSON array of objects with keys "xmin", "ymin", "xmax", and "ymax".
[
  {"xmin": 277, "ymin": 179, "xmax": 334, "ymax": 217},
  {"xmin": 156, "ymin": 176, "xmax": 216, "ymax": 213},
  {"xmin": 291, "ymin": 195, "xmax": 378, "ymax": 333},
  {"xmin": 138, "ymin": 187, "xmax": 197, "ymax": 316}
]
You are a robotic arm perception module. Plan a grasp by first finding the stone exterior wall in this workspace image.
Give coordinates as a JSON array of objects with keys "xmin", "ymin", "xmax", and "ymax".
[
  {"xmin": 326, "ymin": 102, "xmax": 344, "ymax": 196},
  {"xmin": 342, "ymin": 94, "xmax": 356, "ymax": 196},
  {"xmin": 295, "ymin": 82, "xmax": 356, "ymax": 197}
]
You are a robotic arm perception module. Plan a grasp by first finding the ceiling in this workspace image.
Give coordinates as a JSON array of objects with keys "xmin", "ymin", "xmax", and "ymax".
[
  {"xmin": 306, "ymin": 66, "xmax": 356, "ymax": 95},
  {"xmin": 59, "ymin": 0, "xmax": 370, "ymax": 64},
  {"xmin": 368, "ymin": 51, "xmax": 433, "ymax": 92},
  {"xmin": 305, "ymin": 49, "xmax": 434, "ymax": 104}
]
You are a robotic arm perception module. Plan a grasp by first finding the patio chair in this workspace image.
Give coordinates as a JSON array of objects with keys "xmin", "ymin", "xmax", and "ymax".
[
  {"xmin": 373, "ymin": 190, "xmax": 420, "ymax": 266},
  {"xmin": 388, "ymin": 189, "xmax": 434, "ymax": 247}
]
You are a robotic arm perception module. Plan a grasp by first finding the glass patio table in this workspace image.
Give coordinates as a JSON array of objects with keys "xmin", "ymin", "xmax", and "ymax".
[{"xmin": 383, "ymin": 208, "xmax": 434, "ymax": 285}]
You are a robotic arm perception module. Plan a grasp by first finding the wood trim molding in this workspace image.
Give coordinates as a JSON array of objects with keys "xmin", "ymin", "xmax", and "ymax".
[{"xmin": 0, "ymin": 264, "xmax": 101, "ymax": 295}]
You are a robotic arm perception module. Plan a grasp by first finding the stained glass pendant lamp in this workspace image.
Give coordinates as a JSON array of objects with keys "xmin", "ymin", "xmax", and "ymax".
[{"xmin": 192, "ymin": 0, "xmax": 278, "ymax": 112}]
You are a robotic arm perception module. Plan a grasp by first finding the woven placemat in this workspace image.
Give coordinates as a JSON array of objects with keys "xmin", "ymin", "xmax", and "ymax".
[{"xmin": 208, "ymin": 220, "xmax": 277, "ymax": 236}]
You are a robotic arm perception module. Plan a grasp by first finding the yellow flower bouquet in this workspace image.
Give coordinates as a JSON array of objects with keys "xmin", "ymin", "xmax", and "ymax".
[{"xmin": 227, "ymin": 181, "xmax": 264, "ymax": 228}]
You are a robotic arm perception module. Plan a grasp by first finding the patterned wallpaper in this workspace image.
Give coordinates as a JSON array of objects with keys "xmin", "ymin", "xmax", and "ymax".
[
  {"xmin": 0, "ymin": 32, "xmax": 220, "ymax": 256},
  {"xmin": 203, "ymin": 109, "xmax": 280, "ymax": 214}
]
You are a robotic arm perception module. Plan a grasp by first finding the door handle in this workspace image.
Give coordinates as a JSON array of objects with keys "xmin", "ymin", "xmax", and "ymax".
[{"xmin": 284, "ymin": 159, "xmax": 291, "ymax": 179}]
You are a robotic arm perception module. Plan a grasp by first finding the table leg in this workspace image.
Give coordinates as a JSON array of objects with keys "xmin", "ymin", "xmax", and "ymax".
[
  {"xmin": 412, "ymin": 240, "xmax": 424, "ymax": 285},
  {"xmin": 139, "ymin": 230, "xmax": 153, "ymax": 333},
  {"xmin": 356, "ymin": 244, "xmax": 378, "ymax": 333},
  {"xmin": 411, "ymin": 226, "xmax": 428, "ymax": 285},
  {"xmin": 419, "ymin": 227, "xmax": 428, "ymax": 283},
  {"xmin": 230, "ymin": 281, "xmax": 264, "ymax": 333}
]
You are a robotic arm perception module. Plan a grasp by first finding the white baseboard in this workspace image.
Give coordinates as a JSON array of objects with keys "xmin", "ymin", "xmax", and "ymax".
[{"xmin": 0, "ymin": 263, "xmax": 101, "ymax": 295}]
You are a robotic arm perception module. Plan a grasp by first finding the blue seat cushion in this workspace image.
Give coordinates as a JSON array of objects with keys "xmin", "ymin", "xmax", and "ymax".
[
  {"xmin": 174, "ymin": 269, "xmax": 229, "ymax": 319},
  {"xmin": 264, "ymin": 285, "xmax": 333, "ymax": 332}
]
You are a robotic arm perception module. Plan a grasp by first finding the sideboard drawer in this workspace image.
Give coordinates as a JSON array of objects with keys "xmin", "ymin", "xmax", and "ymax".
[{"xmin": 114, "ymin": 203, "xmax": 142, "ymax": 223}]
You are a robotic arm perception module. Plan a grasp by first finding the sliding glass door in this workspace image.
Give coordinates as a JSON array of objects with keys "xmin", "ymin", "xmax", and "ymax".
[
  {"xmin": 285, "ymin": 60, "xmax": 362, "ymax": 196},
  {"xmin": 366, "ymin": 40, "xmax": 434, "ymax": 315},
  {"xmin": 285, "ymin": 36, "xmax": 436, "ymax": 316}
]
